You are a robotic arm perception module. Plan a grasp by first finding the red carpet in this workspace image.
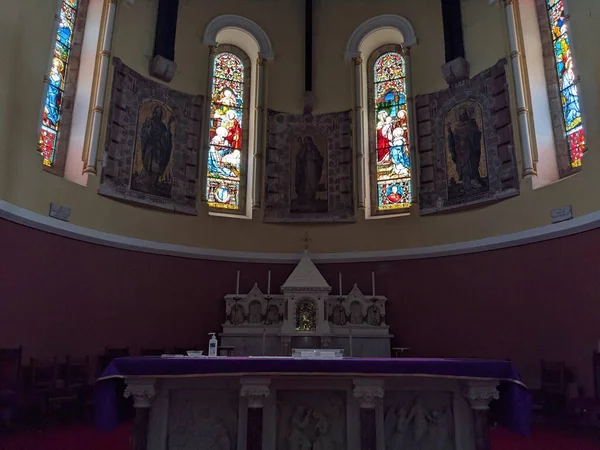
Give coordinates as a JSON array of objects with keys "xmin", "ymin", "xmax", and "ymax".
[{"xmin": 0, "ymin": 424, "xmax": 597, "ymax": 449}]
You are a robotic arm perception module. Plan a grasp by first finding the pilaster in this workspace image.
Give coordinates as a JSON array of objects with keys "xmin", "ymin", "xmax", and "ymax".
[
  {"xmin": 352, "ymin": 55, "xmax": 366, "ymax": 209},
  {"xmin": 252, "ymin": 55, "xmax": 267, "ymax": 209},
  {"xmin": 240, "ymin": 378, "xmax": 270, "ymax": 450},
  {"xmin": 464, "ymin": 380, "xmax": 500, "ymax": 450},
  {"xmin": 124, "ymin": 379, "xmax": 157, "ymax": 450},
  {"xmin": 353, "ymin": 379, "xmax": 385, "ymax": 450}
]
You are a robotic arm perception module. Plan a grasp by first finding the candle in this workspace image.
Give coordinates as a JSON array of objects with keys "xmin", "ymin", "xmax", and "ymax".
[
  {"xmin": 349, "ymin": 328, "xmax": 353, "ymax": 357},
  {"xmin": 267, "ymin": 270, "xmax": 271, "ymax": 296},
  {"xmin": 236, "ymin": 270, "xmax": 240, "ymax": 295},
  {"xmin": 371, "ymin": 271, "xmax": 375, "ymax": 297},
  {"xmin": 339, "ymin": 272, "xmax": 342, "ymax": 296}
]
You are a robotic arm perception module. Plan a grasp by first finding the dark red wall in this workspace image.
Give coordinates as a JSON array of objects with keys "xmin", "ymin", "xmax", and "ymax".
[{"xmin": 2, "ymin": 217, "xmax": 599, "ymax": 392}]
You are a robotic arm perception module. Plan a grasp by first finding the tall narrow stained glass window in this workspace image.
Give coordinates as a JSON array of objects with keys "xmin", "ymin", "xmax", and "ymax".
[
  {"xmin": 371, "ymin": 51, "xmax": 411, "ymax": 212},
  {"xmin": 206, "ymin": 50, "xmax": 249, "ymax": 210},
  {"xmin": 39, "ymin": 0, "xmax": 80, "ymax": 167},
  {"xmin": 545, "ymin": 0, "xmax": 585, "ymax": 168}
]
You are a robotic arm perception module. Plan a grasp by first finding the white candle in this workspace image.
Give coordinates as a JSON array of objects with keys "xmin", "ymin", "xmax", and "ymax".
[
  {"xmin": 349, "ymin": 328, "xmax": 353, "ymax": 357},
  {"xmin": 236, "ymin": 270, "xmax": 240, "ymax": 295},
  {"xmin": 267, "ymin": 270, "xmax": 271, "ymax": 296},
  {"xmin": 339, "ymin": 272, "xmax": 342, "ymax": 296},
  {"xmin": 371, "ymin": 271, "xmax": 375, "ymax": 297}
]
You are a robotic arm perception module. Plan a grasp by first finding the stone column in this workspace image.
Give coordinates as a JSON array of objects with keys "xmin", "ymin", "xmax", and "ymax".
[
  {"xmin": 124, "ymin": 379, "xmax": 157, "ymax": 450},
  {"xmin": 83, "ymin": 0, "xmax": 117, "ymax": 175},
  {"xmin": 252, "ymin": 55, "xmax": 266, "ymax": 209},
  {"xmin": 240, "ymin": 378, "xmax": 271, "ymax": 450},
  {"xmin": 352, "ymin": 56, "xmax": 366, "ymax": 209},
  {"xmin": 200, "ymin": 45, "xmax": 217, "ymax": 202},
  {"xmin": 402, "ymin": 45, "xmax": 418, "ymax": 205},
  {"xmin": 501, "ymin": 0, "xmax": 536, "ymax": 177},
  {"xmin": 464, "ymin": 380, "xmax": 500, "ymax": 450},
  {"xmin": 353, "ymin": 379, "xmax": 385, "ymax": 450}
]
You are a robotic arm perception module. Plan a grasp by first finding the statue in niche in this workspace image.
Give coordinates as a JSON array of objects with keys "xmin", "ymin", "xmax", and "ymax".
[
  {"xmin": 291, "ymin": 134, "xmax": 328, "ymax": 214},
  {"xmin": 330, "ymin": 305, "xmax": 347, "ymax": 326},
  {"xmin": 265, "ymin": 305, "xmax": 281, "ymax": 325},
  {"xmin": 366, "ymin": 305, "xmax": 382, "ymax": 326},
  {"xmin": 248, "ymin": 301, "xmax": 262, "ymax": 324},
  {"xmin": 229, "ymin": 304, "xmax": 245, "ymax": 325},
  {"xmin": 424, "ymin": 407, "xmax": 453, "ymax": 450},
  {"xmin": 131, "ymin": 101, "xmax": 175, "ymax": 198},
  {"xmin": 349, "ymin": 302, "xmax": 363, "ymax": 325},
  {"xmin": 445, "ymin": 102, "xmax": 488, "ymax": 199}
]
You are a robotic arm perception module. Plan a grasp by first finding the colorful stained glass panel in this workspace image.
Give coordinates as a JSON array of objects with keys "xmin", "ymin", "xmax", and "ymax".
[
  {"xmin": 373, "ymin": 52, "xmax": 411, "ymax": 210},
  {"xmin": 206, "ymin": 52, "xmax": 246, "ymax": 210},
  {"xmin": 38, "ymin": 0, "xmax": 79, "ymax": 167},
  {"xmin": 545, "ymin": 0, "xmax": 586, "ymax": 168}
]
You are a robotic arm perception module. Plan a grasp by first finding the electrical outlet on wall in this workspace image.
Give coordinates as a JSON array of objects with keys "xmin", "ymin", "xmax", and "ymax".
[
  {"xmin": 49, "ymin": 203, "xmax": 72, "ymax": 222},
  {"xmin": 550, "ymin": 205, "xmax": 573, "ymax": 224}
]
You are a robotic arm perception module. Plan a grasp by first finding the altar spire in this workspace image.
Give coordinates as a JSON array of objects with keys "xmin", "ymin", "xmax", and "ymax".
[{"xmin": 282, "ymin": 252, "xmax": 330, "ymax": 290}]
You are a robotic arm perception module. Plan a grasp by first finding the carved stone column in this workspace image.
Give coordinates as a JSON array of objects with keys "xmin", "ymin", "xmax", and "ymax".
[
  {"xmin": 464, "ymin": 380, "xmax": 500, "ymax": 450},
  {"xmin": 200, "ymin": 45, "xmax": 217, "ymax": 201},
  {"xmin": 124, "ymin": 379, "xmax": 157, "ymax": 450},
  {"xmin": 352, "ymin": 55, "xmax": 366, "ymax": 209},
  {"xmin": 353, "ymin": 379, "xmax": 385, "ymax": 450},
  {"xmin": 240, "ymin": 378, "xmax": 270, "ymax": 450},
  {"xmin": 501, "ymin": 0, "xmax": 536, "ymax": 177},
  {"xmin": 252, "ymin": 55, "xmax": 267, "ymax": 209}
]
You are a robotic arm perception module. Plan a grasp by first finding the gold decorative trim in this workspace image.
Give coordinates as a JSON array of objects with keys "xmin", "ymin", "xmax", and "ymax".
[
  {"xmin": 517, "ymin": 107, "xmax": 528, "ymax": 114},
  {"xmin": 93, "ymin": 106, "xmax": 104, "ymax": 114},
  {"xmin": 96, "ymin": 370, "xmax": 528, "ymax": 390},
  {"xmin": 100, "ymin": 50, "xmax": 111, "ymax": 58},
  {"xmin": 510, "ymin": 50, "xmax": 521, "ymax": 58}
]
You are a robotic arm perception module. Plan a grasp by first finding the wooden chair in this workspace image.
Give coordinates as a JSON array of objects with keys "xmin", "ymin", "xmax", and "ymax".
[
  {"xmin": 141, "ymin": 348, "xmax": 165, "ymax": 357},
  {"xmin": 539, "ymin": 360, "xmax": 568, "ymax": 416},
  {"xmin": 0, "ymin": 347, "xmax": 22, "ymax": 429},
  {"xmin": 65, "ymin": 356, "xmax": 93, "ymax": 420},
  {"xmin": 28, "ymin": 357, "xmax": 60, "ymax": 423}
]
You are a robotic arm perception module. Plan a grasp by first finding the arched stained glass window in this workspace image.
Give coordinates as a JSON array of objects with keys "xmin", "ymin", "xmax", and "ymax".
[
  {"xmin": 39, "ymin": 0, "xmax": 81, "ymax": 168},
  {"xmin": 370, "ymin": 49, "xmax": 411, "ymax": 213},
  {"xmin": 206, "ymin": 48, "xmax": 250, "ymax": 211},
  {"xmin": 545, "ymin": 0, "xmax": 585, "ymax": 168}
]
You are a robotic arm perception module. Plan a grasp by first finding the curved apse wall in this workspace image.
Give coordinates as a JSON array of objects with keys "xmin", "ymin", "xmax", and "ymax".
[
  {"xmin": 1, "ymin": 0, "xmax": 599, "ymax": 254},
  {"xmin": 1, "ymin": 215, "xmax": 599, "ymax": 396}
]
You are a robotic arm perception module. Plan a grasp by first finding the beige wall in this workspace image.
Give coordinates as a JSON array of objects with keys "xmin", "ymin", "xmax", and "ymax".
[{"xmin": 1, "ymin": 0, "xmax": 600, "ymax": 253}]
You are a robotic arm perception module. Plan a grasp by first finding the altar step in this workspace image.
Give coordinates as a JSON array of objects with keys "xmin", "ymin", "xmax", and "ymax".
[{"xmin": 0, "ymin": 424, "xmax": 597, "ymax": 450}]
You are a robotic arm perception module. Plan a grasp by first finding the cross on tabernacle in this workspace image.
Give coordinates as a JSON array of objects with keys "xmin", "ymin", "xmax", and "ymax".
[
  {"xmin": 301, "ymin": 232, "xmax": 312, "ymax": 251},
  {"xmin": 303, "ymin": 0, "xmax": 314, "ymax": 114}
]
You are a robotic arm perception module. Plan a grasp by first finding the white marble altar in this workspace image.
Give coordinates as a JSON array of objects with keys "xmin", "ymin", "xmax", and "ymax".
[
  {"xmin": 127, "ymin": 372, "xmax": 500, "ymax": 450},
  {"xmin": 220, "ymin": 252, "xmax": 393, "ymax": 357}
]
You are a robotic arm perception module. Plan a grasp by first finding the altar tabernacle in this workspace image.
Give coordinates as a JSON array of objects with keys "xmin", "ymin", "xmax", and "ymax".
[{"xmin": 95, "ymin": 356, "xmax": 530, "ymax": 450}]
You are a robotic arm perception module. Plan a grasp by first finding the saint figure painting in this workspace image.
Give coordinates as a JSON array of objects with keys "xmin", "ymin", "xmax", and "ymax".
[
  {"xmin": 444, "ymin": 101, "xmax": 488, "ymax": 200},
  {"xmin": 131, "ymin": 101, "xmax": 175, "ymax": 198},
  {"xmin": 291, "ymin": 133, "xmax": 328, "ymax": 214}
]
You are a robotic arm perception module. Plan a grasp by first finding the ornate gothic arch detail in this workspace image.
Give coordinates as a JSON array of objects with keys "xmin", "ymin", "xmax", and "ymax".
[
  {"xmin": 344, "ymin": 14, "xmax": 418, "ymax": 60},
  {"xmin": 203, "ymin": 15, "xmax": 275, "ymax": 60}
]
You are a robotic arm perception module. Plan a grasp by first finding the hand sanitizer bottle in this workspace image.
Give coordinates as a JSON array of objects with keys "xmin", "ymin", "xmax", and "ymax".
[{"xmin": 208, "ymin": 332, "xmax": 218, "ymax": 357}]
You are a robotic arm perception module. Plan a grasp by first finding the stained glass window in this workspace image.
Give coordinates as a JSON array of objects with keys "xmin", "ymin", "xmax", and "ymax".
[
  {"xmin": 373, "ymin": 52, "xmax": 411, "ymax": 211},
  {"xmin": 39, "ymin": 0, "xmax": 80, "ymax": 167},
  {"xmin": 206, "ymin": 52, "xmax": 246, "ymax": 210},
  {"xmin": 545, "ymin": 0, "xmax": 585, "ymax": 168}
]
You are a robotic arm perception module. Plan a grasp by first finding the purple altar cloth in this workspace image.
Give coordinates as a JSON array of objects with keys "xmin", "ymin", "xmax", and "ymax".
[{"xmin": 95, "ymin": 357, "xmax": 530, "ymax": 435}]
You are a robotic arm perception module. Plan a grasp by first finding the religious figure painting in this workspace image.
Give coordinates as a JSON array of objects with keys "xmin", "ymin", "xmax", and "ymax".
[
  {"xmin": 99, "ymin": 59, "xmax": 204, "ymax": 215},
  {"xmin": 415, "ymin": 59, "xmax": 519, "ymax": 215},
  {"xmin": 444, "ymin": 101, "xmax": 489, "ymax": 201},
  {"xmin": 264, "ymin": 110, "xmax": 354, "ymax": 223},
  {"xmin": 130, "ymin": 101, "xmax": 175, "ymax": 198},
  {"xmin": 291, "ymin": 132, "xmax": 328, "ymax": 214}
]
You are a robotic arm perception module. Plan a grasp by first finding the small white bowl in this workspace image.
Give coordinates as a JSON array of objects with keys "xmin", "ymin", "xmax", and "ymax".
[{"xmin": 186, "ymin": 350, "xmax": 204, "ymax": 357}]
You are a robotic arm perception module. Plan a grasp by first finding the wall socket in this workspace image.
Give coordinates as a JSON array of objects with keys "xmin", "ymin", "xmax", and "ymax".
[
  {"xmin": 550, "ymin": 205, "xmax": 573, "ymax": 224},
  {"xmin": 49, "ymin": 203, "xmax": 72, "ymax": 222}
]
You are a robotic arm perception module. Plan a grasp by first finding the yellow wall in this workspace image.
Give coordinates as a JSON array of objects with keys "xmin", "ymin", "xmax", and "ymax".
[{"xmin": 1, "ymin": 0, "xmax": 600, "ymax": 253}]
